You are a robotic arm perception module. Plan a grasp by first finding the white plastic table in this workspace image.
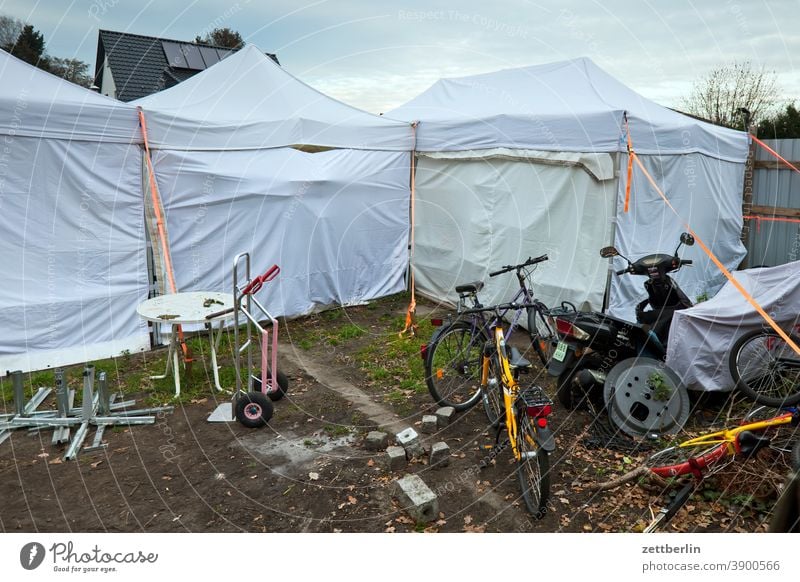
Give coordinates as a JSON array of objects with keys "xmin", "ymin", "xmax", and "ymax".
[{"xmin": 137, "ymin": 291, "xmax": 235, "ymax": 397}]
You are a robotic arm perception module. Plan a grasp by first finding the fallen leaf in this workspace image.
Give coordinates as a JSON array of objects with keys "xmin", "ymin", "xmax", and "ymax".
[
  {"xmin": 559, "ymin": 497, "xmax": 570, "ymax": 505},
  {"xmin": 385, "ymin": 526, "xmax": 396, "ymax": 533},
  {"xmin": 583, "ymin": 524, "xmax": 592, "ymax": 531},
  {"xmin": 395, "ymin": 515, "xmax": 414, "ymax": 524},
  {"xmin": 250, "ymin": 475, "xmax": 258, "ymax": 480},
  {"xmin": 464, "ymin": 515, "xmax": 473, "ymax": 525},
  {"xmin": 308, "ymin": 472, "xmax": 319, "ymax": 481},
  {"xmin": 367, "ymin": 459, "xmax": 375, "ymax": 467},
  {"xmin": 463, "ymin": 524, "xmax": 485, "ymax": 533},
  {"xmin": 37, "ymin": 452, "xmax": 49, "ymax": 458},
  {"xmin": 90, "ymin": 460, "xmax": 103, "ymax": 469},
  {"xmin": 190, "ymin": 398, "xmax": 207, "ymax": 404},
  {"xmin": 48, "ymin": 458, "xmax": 63, "ymax": 465},
  {"xmin": 347, "ymin": 495, "xmax": 357, "ymax": 505},
  {"xmin": 435, "ymin": 519, "xmax": 447, "ymax": 526},
  {"xmin": 333, "ymin": 528, "xmax": 342, "ymax": 533}
]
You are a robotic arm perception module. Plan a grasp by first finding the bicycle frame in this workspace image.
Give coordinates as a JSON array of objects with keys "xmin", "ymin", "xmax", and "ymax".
[{"xmin": 652, "ymin": 410, "xmax": 797, "ymax": 478}]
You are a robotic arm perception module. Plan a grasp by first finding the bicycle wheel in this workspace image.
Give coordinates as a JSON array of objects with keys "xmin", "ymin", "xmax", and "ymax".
[
  {"xmin": 516, "ymin": 413, "xmax": 550, "ymax": 518},
  {"xmin": 481, "ymin": 354, "xmax": 505, "ymax": 427},
  {"xmin": 729, "ymin": 329, "xmax": 800, "ymax": 407},
  {"xmin": 527, "ymin": 305, "xmax": 555, "ymax": 364},
  {"xmin": 645, "ymin": 441, "xmax": 729, "ymax": 478},
  {"xmin": 425, "ymin": 321, "xmax": 487, "ymax": 411}
]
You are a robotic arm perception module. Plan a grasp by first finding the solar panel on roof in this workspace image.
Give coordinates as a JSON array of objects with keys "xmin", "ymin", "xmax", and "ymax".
[
  {"xmin": 183, "ymin": 44, "xmax": 205, "ymax": 70},
  {"xmin": 162, "ymin": 41, "xmax": 188, "ymax": 68},
  {"xmin": 217, "ymin": 48, "xmax": 234, "ymax": 60},
  {"xmin": 198, "ymin": 46, "xmax": 220, "ymax": 67}
]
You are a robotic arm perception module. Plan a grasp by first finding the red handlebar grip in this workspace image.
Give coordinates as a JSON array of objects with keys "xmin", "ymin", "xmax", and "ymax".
[{"xmin": 262, "ymin": 264, "xmax": 280, "ymax": 282}]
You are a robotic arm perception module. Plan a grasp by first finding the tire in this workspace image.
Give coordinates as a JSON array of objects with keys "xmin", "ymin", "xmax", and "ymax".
[
  {"xmin": 516, "ymin": 414, "xmax": 550, "ymax": 518},
  {"xmin": 527, "ymin": 306, "xmax": 555, "ymax": 364},
  {"xmin": 556, "ymin": 354, "xmax": 604, "ymax": 410},
  {"xmin": 251, "ymin": 368, "xmax": 290, "ymax": 401},
  {"xmin": 425, "ymin": 321, "xmax": 487, "ymax": 411},
  {"xmin": 729, "ymin": 329, "xmax": 800, "ymax": 407},
  {"xmin": 644, "ymin": 442, "xmax": 728, "ymax": 478},
  {"xmin": 234, "ymin": 391, "xmax": 274, "ymax": 428},
  {"xmin": 481, "ymin": 354, "xmax": 505, "ymax": 428}
]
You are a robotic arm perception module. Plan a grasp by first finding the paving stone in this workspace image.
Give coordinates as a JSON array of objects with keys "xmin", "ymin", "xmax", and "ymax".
[
  {"xmin": 429, "ymin": 441, "xmax": 450, "ymax": 468},
  {"xmin": 420, "ymin": 415, "xmax": 438, "ymax": 434},
  {"xmin": 365, "ymin": 430, "xmax": 389, "ymax": 451},
  {"xmin": 392, "ymin": 474, "xmax": 439, "ymax": 522},
  {"xmin": 435, "ymin": 406, "xmax": 455, "ymax": 428},
  {"xmin": 395, "ymin": 427, "xmax": 423, "ymax": 457},
  {"xmin": 386, "ymin": 446, "xmax": 407, "ymax": 472}
]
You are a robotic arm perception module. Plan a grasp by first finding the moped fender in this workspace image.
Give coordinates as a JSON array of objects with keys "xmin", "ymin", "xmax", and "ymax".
[{"xmin": 546, "ymin": 345, "xmax": 576, "ymax": 376}]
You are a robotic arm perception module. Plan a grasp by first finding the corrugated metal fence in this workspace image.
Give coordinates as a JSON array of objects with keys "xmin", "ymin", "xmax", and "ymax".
[{"xmin": 745, "ymin": 138, "xmax": 800, "ymax": 267}]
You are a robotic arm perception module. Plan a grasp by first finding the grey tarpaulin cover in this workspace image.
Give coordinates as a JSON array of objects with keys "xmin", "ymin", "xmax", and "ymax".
[{"xmin": 666, "ymin": 262, "xmax": 800, "ymax": 392}]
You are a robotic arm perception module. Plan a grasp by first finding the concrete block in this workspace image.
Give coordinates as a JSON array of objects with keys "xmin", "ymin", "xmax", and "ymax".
[
  {"xmin": 392, "ymin": 474, "xmax": 439, "ymax": 522},
  {"xmin": 435, "ymin": 406, "xmax": 455, "ymax": 428},
  {"xmin": 395, "ymin": 427, "xmax": 423, "ymax": 458},
  {"xmin": 365, "ymin": 431, "xmax": 389, "ymax": 451},
  {"xmin": 386, "ymin": 446, "xmax": 407, "ymax": 472},
  {"xmin": 420, "ymin": 415, "xmax": 438, "ymax": 434},
  {"xmin": 429, "ymin": 441, "xmax": 450, "ymax": 468}
]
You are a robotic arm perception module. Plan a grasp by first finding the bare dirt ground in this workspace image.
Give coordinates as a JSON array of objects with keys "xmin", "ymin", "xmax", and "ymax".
[{"xmin": 0, "ymin": 293, "xmax": 792, "ymax": 533}]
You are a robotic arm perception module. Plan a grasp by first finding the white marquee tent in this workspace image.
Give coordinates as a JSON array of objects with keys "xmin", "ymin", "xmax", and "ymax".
[
  {"xmin": 134, "ymin": 45, "xmax": 414, "ymax": 318},
  {"xmin": 0, "ymin": 50, "xmax": 148, "ymax": 373},
  {"xmin": 389, "ymin": 58, "xmax": 749, "ymax": 318}
]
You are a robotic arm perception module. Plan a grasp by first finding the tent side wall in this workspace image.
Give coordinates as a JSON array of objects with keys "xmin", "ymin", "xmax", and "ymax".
[
  {"xmin": 608, "ymin": 153, "xmax": 747, "ymax": 322},
  {"xmin": 0, "ymin": 137, "xmax": 150, "ymax": 372},
  {"xmin": 412, "ymin": 152, "xmax": 617, "ymax": 311},
  {"xmin": 151, "ymin": 147, "xmax": 410, "ymax": 317}
]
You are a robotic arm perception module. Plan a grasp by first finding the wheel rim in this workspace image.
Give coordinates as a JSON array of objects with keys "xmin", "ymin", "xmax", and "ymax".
[
  {"xmin": 429, "ymin": 326, "xmax": 483, "ymax": 406},
  {"xmin": 244, "ymin": 403, "xmax": 262, "ymax": 420},
  {"xmin": 481, "ymin": 357, "xmax": 504, "ymax": 425},
  {"xmin": 736, "ymin": 333, "xmax": 800, "ymax": 403},
  {"xmin": 516, "ymin": 415, "xmax": 547, "ymax": 515}
]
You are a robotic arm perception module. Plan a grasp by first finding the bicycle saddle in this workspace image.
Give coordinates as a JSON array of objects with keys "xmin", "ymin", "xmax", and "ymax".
[
  {"xmin": 737, "ymin": 430, "xmax": 772, "ymax": 457},
  {"xmin": 509, "ymin": 346, "xmax": 531, "ymax": 370},
  {"xmin": 455, "ymin": 281, "xmax": 484, "ymax": 294}
]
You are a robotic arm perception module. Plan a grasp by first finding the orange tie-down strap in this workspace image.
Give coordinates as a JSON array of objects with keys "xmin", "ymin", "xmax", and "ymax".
[
  {"xmin": 623, "ymin": 114, "xmax": 634, "ymax": 213},
  {"xmin": 138, "ymin": 108, "xmax": 191, "ymax": 361},
  {"xmin": 751, "ymin": 135, "xmax": 800, "ymax": 174},
  {"xmin": 400, "ymin": 125, "xmax": 419, "ymax": 338},
  {"xmin": 630, "ymin": 151, "xmax": 800, "ymax": 355}
]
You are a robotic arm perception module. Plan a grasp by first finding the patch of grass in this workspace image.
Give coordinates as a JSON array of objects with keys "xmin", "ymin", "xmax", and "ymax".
[
  {"xmin": 321, "ymin": 309, "xmax": 344, "ymax": 322},
  {"xmin": 298, "ymin": 338, "xmax": 314, "ymax": 350},
  {"xmin": 336, "ymin": 324, "xmax": 365, "ymax": 341},
  {"xmin": 324, "ymin": 424, "xmax": 352, "ymax": 437}
]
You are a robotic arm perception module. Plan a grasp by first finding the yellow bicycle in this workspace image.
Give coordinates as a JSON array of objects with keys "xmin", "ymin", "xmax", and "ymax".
[{"xmin": 471, "ymin": 302, "xmax": 555, "ymax": 518}]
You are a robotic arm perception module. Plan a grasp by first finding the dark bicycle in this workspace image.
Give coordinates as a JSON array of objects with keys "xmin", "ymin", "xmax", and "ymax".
[{"xmin": 421, "ymin": 255, "xmax": 554, "ymax": 414}]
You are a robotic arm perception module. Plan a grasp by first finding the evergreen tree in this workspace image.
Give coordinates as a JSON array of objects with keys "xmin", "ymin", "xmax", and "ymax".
[{"xmin": 9, "ymin": 24, "xmax": 46, "ymax": 66}]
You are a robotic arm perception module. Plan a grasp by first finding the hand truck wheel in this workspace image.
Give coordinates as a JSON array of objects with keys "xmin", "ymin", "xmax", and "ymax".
[{"xmin": 234, "ymin": 391, "xmax": 274, "ymax": 428}]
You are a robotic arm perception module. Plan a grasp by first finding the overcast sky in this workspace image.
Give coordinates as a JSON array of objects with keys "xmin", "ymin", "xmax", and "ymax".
[{"xmin": 1, "ymin": 0, "xmax": 798, "ymax": 114}]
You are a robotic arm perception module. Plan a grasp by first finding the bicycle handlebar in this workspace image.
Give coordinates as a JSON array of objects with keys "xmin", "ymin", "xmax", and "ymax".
[
  {"xmin": 240, "ymin": 264, "xmax": 280, "ymax": 295},
  {"xmin": 489, "ymin": 254, "xmax": 548, "ymax": 277}
]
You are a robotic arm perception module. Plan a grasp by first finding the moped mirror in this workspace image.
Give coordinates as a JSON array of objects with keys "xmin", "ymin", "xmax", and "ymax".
[
  {"xmin": 599, "ymin": 246, "xmax": 619, "ymax": 258},
  {"xmin": 680, "ymin": 233, "xmax": 695, "ymax": 246}
]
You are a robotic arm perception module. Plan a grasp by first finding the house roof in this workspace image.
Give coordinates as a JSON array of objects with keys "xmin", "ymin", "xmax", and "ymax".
[{"xmin": 94, "ymin": 30, "xmax": 278, "ymax": 102}]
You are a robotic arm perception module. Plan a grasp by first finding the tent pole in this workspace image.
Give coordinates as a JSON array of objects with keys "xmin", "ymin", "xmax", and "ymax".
[{"xmin": 604, "ymin": 151, "xmax": 621, "ymax": 314}]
